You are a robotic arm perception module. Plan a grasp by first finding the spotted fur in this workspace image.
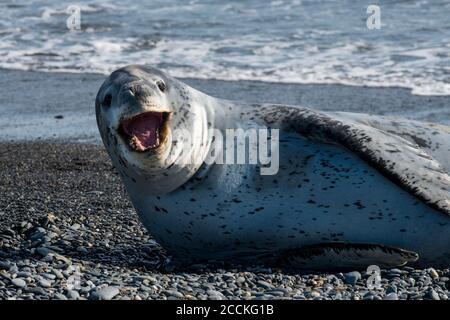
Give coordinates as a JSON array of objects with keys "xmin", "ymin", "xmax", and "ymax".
[
  {"xmin": 256, "ymin": 106, "xmax": 450, "ymax": 216},
  {"xmin": 96, "ymin": 65, "xmax": 450, "ymax": 268}
]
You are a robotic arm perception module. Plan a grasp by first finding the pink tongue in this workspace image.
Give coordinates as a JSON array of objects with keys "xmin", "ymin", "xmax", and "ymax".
[{"xmin": 122, "ymin": 113, "xmax": 163, "ymax": 151}]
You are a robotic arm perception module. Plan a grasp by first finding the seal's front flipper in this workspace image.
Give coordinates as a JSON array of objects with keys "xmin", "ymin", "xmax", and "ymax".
[{"xmin": 276, "ymin": 243, "xmax": 419, "ymax": 270}]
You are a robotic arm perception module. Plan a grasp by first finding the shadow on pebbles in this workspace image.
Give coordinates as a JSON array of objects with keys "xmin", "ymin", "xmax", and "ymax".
[{"xmin": 0, "ymin": 142, "xmax": 449, "ymax": 300}]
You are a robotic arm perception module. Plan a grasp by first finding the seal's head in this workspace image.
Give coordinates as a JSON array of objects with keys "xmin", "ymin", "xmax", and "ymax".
[{"xmin": 96, "ymin": 65, "xmax": 213, "ymax": 194}]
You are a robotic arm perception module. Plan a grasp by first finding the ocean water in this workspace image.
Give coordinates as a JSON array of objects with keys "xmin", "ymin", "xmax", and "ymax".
[{"xmin": 0, "ymin": 0, "xmax": 449, "ymax": 95}]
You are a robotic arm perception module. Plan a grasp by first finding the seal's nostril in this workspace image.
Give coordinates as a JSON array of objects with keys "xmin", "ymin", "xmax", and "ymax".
[{"xmin": 156, "ymin": 80, "xmax": 166, "ymax": 92}]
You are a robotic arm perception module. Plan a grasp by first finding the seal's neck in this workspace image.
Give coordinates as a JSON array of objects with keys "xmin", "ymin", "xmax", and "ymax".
[{"xmin": 125, "ymin": 89, "xmax": 229, "ymax": 196}]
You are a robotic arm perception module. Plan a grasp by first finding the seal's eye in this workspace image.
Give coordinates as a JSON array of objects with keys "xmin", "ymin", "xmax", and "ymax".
[
  {"xmin": 103, "ymin": 94, "xmax": 112, "ymax": 108},
  {"xmin": 156, "ymin": 80, "xmax": 166, "ymax": 92}
]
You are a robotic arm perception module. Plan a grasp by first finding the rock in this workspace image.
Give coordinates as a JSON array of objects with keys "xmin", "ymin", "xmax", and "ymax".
[
  {"xmin": 17, "ymin": 271, "xmax": 32, "ymax": 278},
  {"xmin": 4, "ymin": 228, "xmax": 16, "ymax": 237},
  {"xmin": 36, "ymin": 247, "xmax": 55, "ymax": 257},
  {"xmin": 344, "ymin": 271, "xmax": 361, "ymax": 285},
  {"xmin": 236, "ymin": 276, "xmax": 246, "ymax": 284},
  {"xmin": 266, "ymin": 290, "xmax": 285, "ymax": 297},
  {"xmin": 386, "ymin": 284, "xmax": 397, "ymax": 294},
  {"xmin": 408, "ymin": 293, "xmax": 422, "ymax": 300},
  {"xmin": 207, "ymin": 289, "xmax": 226, "ymax": 300},
  {"xmin": 222, "ymin": 273, "xmax": 235, "ymax": 281},
  {"xmin": 26, "ymin": 287, "xmax": 46, "ymax": 295},
  {"xmin": 326, "ymin": 275, "xmax": 340, "ymax": 283},
  {"xmin": 383, "ymin": 293, "xmax": 399, "ymax": 300},
  {"xmin": 39, "ymin": 279, "xmax": 52, "ymax": 288},
  {"xmin": 0, "ymin": 260, "xmax": 10, "ymax": 271},
  {"xmin": 256, "ymin": 280, "xmax": 274, "ymax": 290},
  {"xmin": 88, "ymin": 269, "xmax": 101, "ymax": 277},
  {"xmin": 389, "ymin": 268, "xmax": 404, "ymax": 274},
  {"xmin": 66, "ymin": 290, "xmax": 80, "ymax": 300},
  {"xmin": 426, "ymin": 289, "xmax": 440, "ymax": 300},
  {"xmin": 54, "ymin": 293, "xmax": 68, "ymax": 300},
  {"xmin": 70, "ymin": 224, "xmax": 81, "ymax": 231},
  {"xmin": 90, "ymin": 286, "xmax": 120, "ymax": 300},
  {"xmin": 363, "ymin": 292, "xmax": 375, "ymax": 300},
  {"xmin": 41, "ymin": 273, "xmax": 56, "ymax": 280},
  {"xmin": 162, "ymin": 290, "xmax": 184, "ymax": 299},
  {"xmin": 428, "ymin": 268, "xmax": 439, "ymax": 279},
  {"xmin": 53, "ymin": 254, "xmax": 72, "ymax": 267},
  {"xmin": 310, "ymin": 290, "xmax": 321, "ymax": 298},
  {"xmin": 11, "ymin": 278, "xmax": 26, "ymax": 288},
  {"xmin": 29, "ymin": 227, "xmax": 47, "ymax": 241},
  {"xmin": 52, "ymin": 269, "xmax": 64, "ymax": 279},
  {"xmin": 139, "ymin": 284, "xmax": 152, "ymax": 292},
  {"xmin": 332, "ymin": 293, "xmax": 342, "ymax": 300}
]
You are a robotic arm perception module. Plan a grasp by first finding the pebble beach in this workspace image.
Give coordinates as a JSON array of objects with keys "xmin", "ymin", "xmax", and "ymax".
[
  {"xmin": 1, "ymin": 142, "xmax": 449, "ymax": 300},
  {"xmin": 1, "ymin": 69, "xmax": 450, "ymax": 300}
]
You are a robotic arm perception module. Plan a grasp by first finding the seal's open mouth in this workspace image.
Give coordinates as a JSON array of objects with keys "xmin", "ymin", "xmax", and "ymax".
[{"xmin": 120, "ymin": 112, "xmax": 170, "ymax": 152}]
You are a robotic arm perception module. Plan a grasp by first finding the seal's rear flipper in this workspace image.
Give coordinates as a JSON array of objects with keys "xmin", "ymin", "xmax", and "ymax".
[{"xmin": 276, "ymin": 243, "xmax": 419, "ymax": 270}]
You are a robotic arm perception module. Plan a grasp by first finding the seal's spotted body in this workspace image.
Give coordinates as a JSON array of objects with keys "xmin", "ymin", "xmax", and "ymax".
[{"xmin": 96, "ymin": 65, "xmax": 450, "ymax": 269}]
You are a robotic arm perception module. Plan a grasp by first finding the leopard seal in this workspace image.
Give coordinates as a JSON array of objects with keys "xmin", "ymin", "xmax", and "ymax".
[{"xmin": 96, "ymin": 65, "xmax": 450, "ymax": 269}]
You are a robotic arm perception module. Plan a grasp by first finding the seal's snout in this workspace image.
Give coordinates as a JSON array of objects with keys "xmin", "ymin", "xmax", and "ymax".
[
  {"xmin": 120, "ymin": 82, "xmax": 156, "ymax": 106},
  {"xmin": 127, "ymin": 83, "xmax": 152, "ymax": 98}
]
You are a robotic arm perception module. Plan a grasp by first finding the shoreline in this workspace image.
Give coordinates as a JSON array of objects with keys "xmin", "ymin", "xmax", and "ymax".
[
  {"xmin": 1, "ymin": 68, "xmax": 449, "ymax": 144},
  {"xmin": 6, "ymin": 67, "xmax": 450, "ymax": 97}
]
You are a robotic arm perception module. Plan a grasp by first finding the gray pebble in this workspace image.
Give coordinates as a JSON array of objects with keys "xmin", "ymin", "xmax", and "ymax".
[
  {"xmin": 52, "ymin": 269, "xmax": 64, "ymax": 279},
  {"xmin": 90, "ymin": 286, "xmax": 120, "ymax": 300},
  {"xmin": 16, "ymin": 271, "xmax": 32, "ymax": 278},
  {"xmin": 0, "ymin": 260, "xmax": 11, "ymax": 270},
  {"xmin": 386, "ymin": 285, "xmax": 397, "ymax": 294},
  {"xmin": 163, "ymin": 290, "xmax": 184, "ymax": 299},
  {"xmin": 11, "ymin": 278, "xmax": 27, "ymax": 288},
  {"xmin": 26, "ymin": 287, "xmax": 46, "ymax": 295},
  {"xmin": 363, "ymin": 292, "xmax": 375, "ymax": 300},
  {"xmin": 206, "ymin": 289, "xmax": 225, "ymax": 300},
  {"xmin": 41, "ymin": 273, "xmax": 56, "ymax": 280},
  {"xmin": 344, "ymin": 271, "xmax": 361, "ymax": 285},
  {"xmin": 39, "ymin": 279, "xmax": 52, "ymax": 288},
  {"xmin": 256, "ymin": 280, "xmax": 274, "ymax": 290},
  {"xmin": 236, "ymin": 276, "xmax": 246, "ymax": 284},
  {"xmin": 427, "ymin": 289, "xmax": 440, "ymax": 300},
  {"xmin": 36, "ymin": 247, "xmax": 55, "ymax": 257},
  {"xmin": 383, "ymin": 293, "xmax": 399, "ymax": 300},
  {"xmin": 389, "ymin": 268, "xmax": 405, "ymax": 274},
  {"xmin": 66, "ymin": 290, "xmax": 80, "ymax": 300},
  {"xmin": 70, "ymin": 224, "xmax": 81, "ymax": 231},
  {"xmin": 54, "ymin": 293, "xmax": 68, "ymax": 300}
]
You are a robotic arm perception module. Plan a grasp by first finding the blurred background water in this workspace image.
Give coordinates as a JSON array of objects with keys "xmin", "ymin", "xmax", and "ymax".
[{"xmin": 0, "ymin": 0, "xmax": 449, "ymax": 95}]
